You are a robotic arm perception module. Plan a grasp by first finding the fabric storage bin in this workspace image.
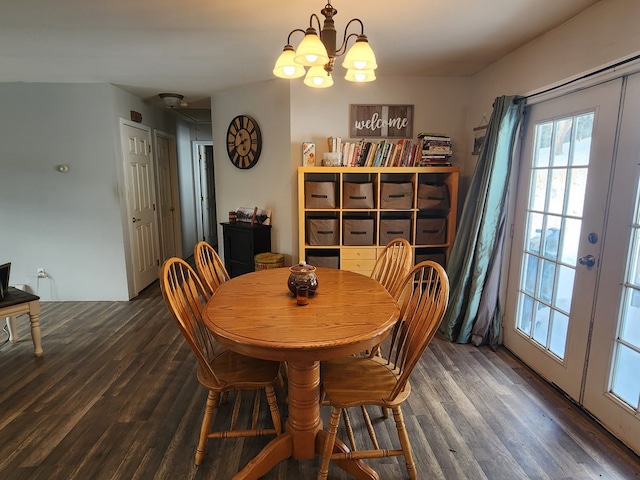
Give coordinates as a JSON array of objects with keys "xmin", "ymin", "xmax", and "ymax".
[
  {"xmin": 305, "ymin": 182, "xmax": 336, "ymax": 209},
  {"xmin": 417, "ymin": 184, "xmax": 450, "ymax": 210},
  {"xmin": 380, "ymin": 182, "xmax": 413, "ymax": 209},
  {"xmin": 416, "ymin": 218, "xmax": 447, "ymax": 244},
  {"xmin": 343, "ymin": 182, "xmax": 374, "ymax": 209},
  {"xmin": 307, "ymin": 254, "xmax": 340, "ymax": 269},
  {"xmin": 307, "ymin": 218, "xmax": 339, "ymax": 245},
  {"xmin": 379, "ymin": 219, "xmax": 411, "ymax": 246},
  {"xmin": 343, "ymin": 218, "xmax": 374, "ymax": 245},
  {"xmin": 415, "ymin": 253, "xmax": 446, "ymax": 267}
]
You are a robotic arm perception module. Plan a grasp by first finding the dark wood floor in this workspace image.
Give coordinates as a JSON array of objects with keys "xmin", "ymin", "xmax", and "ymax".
[{"xmin": 1, "ymin": 282, "xmax": 639, "ymax": 480}]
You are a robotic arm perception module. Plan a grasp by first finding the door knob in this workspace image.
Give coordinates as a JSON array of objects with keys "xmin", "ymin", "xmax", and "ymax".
[{"xmin": 578, "ymin": 254, "xmax": 596, "ymax": 267}]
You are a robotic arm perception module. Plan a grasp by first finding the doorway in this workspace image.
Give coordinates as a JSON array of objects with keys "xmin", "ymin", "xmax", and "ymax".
[
  {"xmin": 193, "ymin": 142, "xmax": 218, "ymax": 249},
  {"xmin": 504, "ymin": 74, "xmax": 640, "ymax": 454}
]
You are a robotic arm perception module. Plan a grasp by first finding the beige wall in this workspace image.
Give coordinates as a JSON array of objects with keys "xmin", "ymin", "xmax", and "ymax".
[
  {"xmin": 211, "ymin": 80, "xmax": 294, "ymax": 264},
  {"xmin": 468, "ymin": 0, "xmax": 640, "ymax": 130},
  {"xmin": 213, "ymin": 75, "xmax": 471, "ymax": 264}
]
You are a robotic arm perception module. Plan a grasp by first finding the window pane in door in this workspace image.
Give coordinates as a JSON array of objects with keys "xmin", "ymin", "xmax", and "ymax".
[
  {"xmin": 552, "ymin": 118, "xmax": 573, "ymax": 167},
  {"xmin": 560, "ymin": 218, "xmax": 581, "ymax": 265},
  {"xmin": 611, "ymin": 345, "xmax": 640, "ymax": 408},
  {"xmin": 549, "ymin": 311, "xmax": 569, "ymax": 358},
  {"xmin": 534, "ymin": 122, "xmax": 553, "ymax": 167},
  {"xmin": 548, "ymin": 169, "xmax": 567, "ymax": 214},
  {"xmin": 572, "ymin": 114, "xmax": 593, "ymax": 166},
  {"xmin": 515, "ymin": 112, "xmax": 595, "ymax": 360}
]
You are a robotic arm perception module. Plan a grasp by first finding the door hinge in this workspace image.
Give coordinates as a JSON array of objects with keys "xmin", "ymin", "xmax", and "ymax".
[
  {"xmin": 510, "ymin": 223, "xmax": 515, "ymax": 238},
  {"xmin": 153, "ymin": 203, "xmax": 156, "ymax": 211},
  {"xmin": 148, "ymin": 144, "xmax": 152, "ymax": 153},
  {"xmin": 157, "ymin": 259, "xmax": 160, "ymax": 266}
]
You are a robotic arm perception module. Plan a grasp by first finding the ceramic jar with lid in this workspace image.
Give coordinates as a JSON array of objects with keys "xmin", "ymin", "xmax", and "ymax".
[{"xmin": 287, "ymin": 262, "xmax": 318, "ymax": 295}]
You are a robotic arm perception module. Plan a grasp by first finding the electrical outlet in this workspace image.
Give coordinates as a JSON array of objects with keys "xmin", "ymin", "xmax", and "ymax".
[{"xmin": 37, "ymin": 268, "xmax": 47, "ymax": 278}]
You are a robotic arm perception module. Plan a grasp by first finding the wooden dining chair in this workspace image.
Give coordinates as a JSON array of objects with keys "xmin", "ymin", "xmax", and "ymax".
[
  {"xmin": 370, "ymin": 237, "xmax": 413, "ymax": 298},
  {"xmin": 160, "ymin": 257, "xmax": 282, "ymax": 466},
  {"xmin": 194, "ymin": 241, "xmax": 230, "ymax": 296},
  {"xmin": 318, "ymin": 261, "xmax": 449, "ymax": 480},
  {"xmin": 364, "ymin": 237, "xmax": 413, "ymax": 357}
]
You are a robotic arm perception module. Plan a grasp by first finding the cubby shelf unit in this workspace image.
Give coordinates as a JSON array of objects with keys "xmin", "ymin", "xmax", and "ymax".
[{"xmin": 297, "ymin": 166, "xmax": 459, "ymax": 276}]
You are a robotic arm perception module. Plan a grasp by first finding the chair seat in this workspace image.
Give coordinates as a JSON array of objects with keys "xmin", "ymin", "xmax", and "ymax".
[
  {"xmin": 198, "ymin": 350, "xmax": 281, "ymax": 391},
  {"xmin": 321, "ymin": 356, "xmax": 411, "ymax": 408}
]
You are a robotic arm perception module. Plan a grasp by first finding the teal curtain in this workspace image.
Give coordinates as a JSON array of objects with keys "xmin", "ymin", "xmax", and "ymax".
[{"xmin": 440, "ymin": 95, "xmax": 524, "ymax": 346}]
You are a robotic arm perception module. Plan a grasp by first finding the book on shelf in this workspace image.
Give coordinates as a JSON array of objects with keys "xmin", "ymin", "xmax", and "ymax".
[
  {"xmin": 418, "ymin": 132, "xmax": 451, "ymax": 140},
  {"xmin": 423, "ymin": 147, "xmax": 453, "ymax": 155},
  {"xmin": 315, "ymin": 137, "xmax": 452, "ymax": 168}
]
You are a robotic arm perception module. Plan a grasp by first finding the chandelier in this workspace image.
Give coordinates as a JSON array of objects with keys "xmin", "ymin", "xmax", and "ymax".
[{"xmin": 273, "ymin": 2, "xmax": 377, "ymax": 88}]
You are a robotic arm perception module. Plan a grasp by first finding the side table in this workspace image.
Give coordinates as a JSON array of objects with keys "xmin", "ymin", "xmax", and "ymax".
[
  {"xmin": 1, "ymin": 287, "xmax": 42, "ymax": 357},
  {"xmin": 221, "ymin": 222, "xmax": 272, "ymax": 278}
]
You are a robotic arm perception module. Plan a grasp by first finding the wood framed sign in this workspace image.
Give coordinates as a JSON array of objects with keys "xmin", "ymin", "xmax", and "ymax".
[{"xmin": 350, "ymin": 104, "xmax": 414, "ymax": 138}]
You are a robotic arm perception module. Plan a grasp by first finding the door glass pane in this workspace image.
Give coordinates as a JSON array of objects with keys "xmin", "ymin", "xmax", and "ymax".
[
  {"xmin": 548, "ymin": 169, "xmax": 567, "ymax": 214},
  {"xmin": 531, "ymin": 170, "xmax": 548, "ymax": 211},
  {"xmin": 515, "ymin": 112, "xmax": 595, "ymax": 360},
  {"xmin": 560, "ymin": 218, "xmax": 581, "ymax": 266},
  {"xmin": 549, "ymin": 311, "xmax": 569, "ymax": 358},
  {"xmin": 534, "ymin": 122, "xmax": 553, "ymax": 167},
  {"xmin": 609, "ymin": 172, "xmax": 640, "ymax": 411},
  {"xmin": 567, "ymin": 168, "xmax": 588, "ymax": 216},
  {"xmin": 611, "ymin": 345, "xmax": 640, "ymax": 408},
  {"xmin": 552, "ymin": 118, "xmax": 573, "ymax": 167}
]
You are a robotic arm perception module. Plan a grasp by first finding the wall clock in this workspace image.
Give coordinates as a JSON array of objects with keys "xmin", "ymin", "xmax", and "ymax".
[{"xmin": 226, "ymin": 114, "xmax": 262, "ymax": 169}]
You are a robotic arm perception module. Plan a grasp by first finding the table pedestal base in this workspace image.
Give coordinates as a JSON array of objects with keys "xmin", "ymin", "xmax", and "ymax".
[{"xmin": 232, "ymin": 361, "xmax": 378, "ymax": 480}]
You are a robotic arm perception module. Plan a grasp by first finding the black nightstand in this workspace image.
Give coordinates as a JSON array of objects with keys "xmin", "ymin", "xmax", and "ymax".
[{"xmin": 221, "ymin": 222, "xmax": 272, "ymax": 278}]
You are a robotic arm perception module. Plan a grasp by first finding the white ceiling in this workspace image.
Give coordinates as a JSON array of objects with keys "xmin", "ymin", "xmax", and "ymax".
[{"xmin": 1, "ymin": 0, "xmax": 601, "ymax": 111}]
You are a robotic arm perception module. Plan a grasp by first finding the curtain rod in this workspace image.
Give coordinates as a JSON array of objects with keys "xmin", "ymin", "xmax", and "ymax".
[{"xmin": 520, "ymin": 53, "xmax": 640, "ymax": 102}]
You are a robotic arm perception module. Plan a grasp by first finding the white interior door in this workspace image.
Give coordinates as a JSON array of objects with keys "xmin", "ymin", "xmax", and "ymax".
[
  {"xmin": 121, "ymin": 122, "xmax": 159, "ymax": 294},
  {"xmin": 504, "ymin": 79, "xmax": 622, "ymax": 401},
  {"xmin": 155, "ymin": 131, "xmax": 182, "ymax": 262},
  {"xmin": 583, "ymin": 73, "xmax": 640, "ymax": 454}
]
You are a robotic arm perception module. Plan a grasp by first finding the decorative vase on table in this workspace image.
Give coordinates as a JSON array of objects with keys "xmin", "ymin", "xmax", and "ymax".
[{"xmin": 287, "ymin": 263, "xmax": 318, "ymax": 295}]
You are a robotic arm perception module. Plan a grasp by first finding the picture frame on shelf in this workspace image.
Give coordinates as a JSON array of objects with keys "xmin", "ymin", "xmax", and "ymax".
[
  {"xmin": 472, "ymin": 125, "xmax": 487, "ymax": 155},
  {"xmin": 235, "ymin": 207, "xmax": 272, "ymax": 225}
]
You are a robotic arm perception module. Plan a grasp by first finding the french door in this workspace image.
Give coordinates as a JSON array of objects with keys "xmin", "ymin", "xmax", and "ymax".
[
  {"xmin": 583, "ymin": 73, "xmax": 640, "ymax": 452},
  {"xmin": 505, "ymin": 74, "xmax": 640, "ymax": 454}
]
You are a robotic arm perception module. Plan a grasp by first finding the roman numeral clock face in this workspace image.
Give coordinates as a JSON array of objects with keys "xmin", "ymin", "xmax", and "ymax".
[{"xmin": 226, "ymin": 115, "xmax": 262, "ymax": 169}]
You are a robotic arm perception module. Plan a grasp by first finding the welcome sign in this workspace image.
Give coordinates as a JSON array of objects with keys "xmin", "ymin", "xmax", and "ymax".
[{"xmin": 350, "ymin": 104, "xmax": 414, "ymax": 138}]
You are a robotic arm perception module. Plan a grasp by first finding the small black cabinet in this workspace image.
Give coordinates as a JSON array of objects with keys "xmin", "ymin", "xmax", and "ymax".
[{"xmin": 221, "ymin": 222, "xmax": 272, "ymax": 278}]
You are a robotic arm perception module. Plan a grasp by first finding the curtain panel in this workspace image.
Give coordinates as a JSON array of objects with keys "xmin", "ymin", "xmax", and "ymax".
[{"xmin": 440, "ymin": 95, "xmax": 524, "ymax": 346}]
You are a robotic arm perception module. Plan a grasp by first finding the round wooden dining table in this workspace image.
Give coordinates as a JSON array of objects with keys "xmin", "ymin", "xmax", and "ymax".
[{"xmin": 204, "ymin": 267, "xmax": 400, "ymax": 480}]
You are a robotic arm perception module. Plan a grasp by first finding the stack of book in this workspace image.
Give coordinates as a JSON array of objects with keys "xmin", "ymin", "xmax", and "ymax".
[{"xmin": 418, "ymin": 133, "xmax": 453, "ymax": 166}]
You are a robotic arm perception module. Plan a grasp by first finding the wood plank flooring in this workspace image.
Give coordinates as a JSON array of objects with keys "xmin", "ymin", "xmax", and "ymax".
[{"xmin": 1, "ymin": 282, "xmax": 639, "ymax": 479}]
